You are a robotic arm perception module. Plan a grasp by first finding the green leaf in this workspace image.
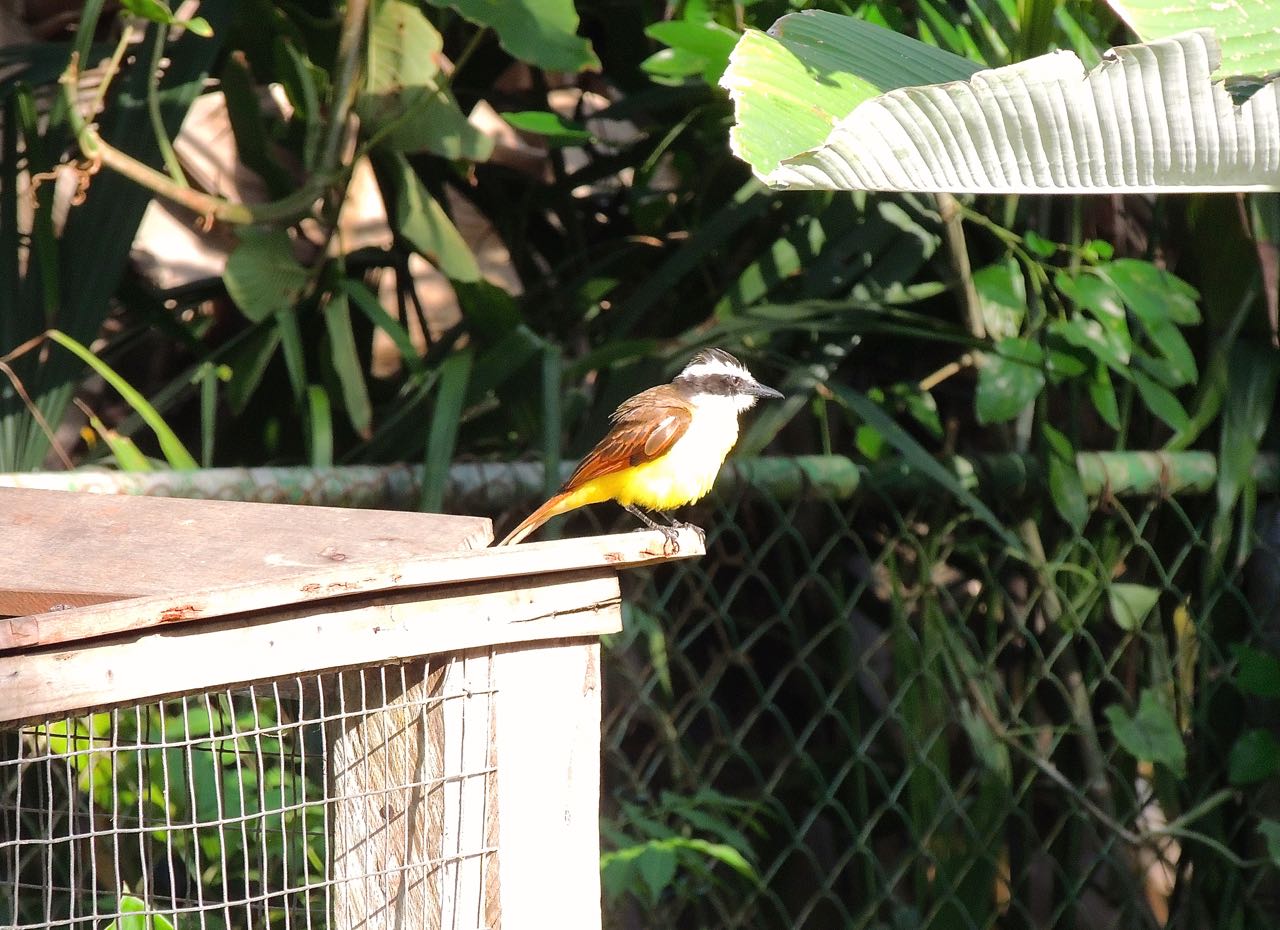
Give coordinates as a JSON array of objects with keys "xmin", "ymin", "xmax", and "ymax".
[
  {"xmin": 82, "ymin": 410, "xmax": 152, "ymax": 471},
  {"xmin": 971, "ymin": 259, "xmax": 1026, "ymax": 339},
  {"xmin": 1097, "ymin": 259, "xmax": 1201, "ymax": 325},
  {"xmin": 102, "ymin": 895, "xmax": 176, "ymax": 930},
  {"xmin": 366, "ymin": 0, "xmax": 442, "ymax": 93},
  {"xmin": 975, "ymin": 338, "xmax": 1045, "ymax": 424},
  {"xmin": 502, "ymin": 111, "xmax": 592, "ymax": 145},
  {"xmin": 1259, "ymin": 819, "xmax": 1280, "ymax": 868},
  {"xmin": 322, "ymin": 293, "xmax": 373, "ymax": 438},
  {"xmin": 1050, "ymin": 316, "xmax": 1128, "ymax": 373},
  {"xmin": 1022, "ymin": 230, "xmax": 1057, "ymax": 258},
  {"xmin": 385, "ymin": 153, "xmax": 480, "ymax": 282},
  {"xmin": 722, "ymin": 12, "xmax": 979, "ymax": 178},
  {"xmin": 646, "ymin": 20, "xmax": 738, "ymax": 84},
  {"xmin": 1107, "ymin": 0, "xmax": 1280, "ymax": 82},
  {"xmin": 678, "ymin": 837, "xmax": 759, "ymax": 881},
  {"xmin": 1229, "ymin": 729, "xmax": 1280, "ymax": 784},
  {"xmin": 636, "ymin": 842, "xmax": 680, "ymax": 904},
  {"xmin": 1211, "ymin": 342, "xmax": 1280, "ymax": 573},
  {"xmin": 725, "ymin": 14, "xmax": 1280, "ymax": 193},
  {"xmin": 831, "ymin": 383, "xmax": 1027, "ymax": 557},
  {"xmin": 224, "ymin": 229, "xmax": 310, "ymax": 323},
  {"xmin": 1131, "ymin": 368, "xmax": 1189, "ymax": 432},
  {"xmin": 341, "ymin": 279, "xmax": 426, "ymax": 377},
  {"xmin": 1042, "ymin": 422, "xmax": 1087, "ymax": 532},
  {"xmin": 47, "ymin": 330, "xmax": 198, "ymax": 470},
  {"xmin": 1056, "ymin": 271, "xmax": 1132, "ymax": 363},
  {"xmin": 424, "ymin": 0, "xmax": 599, "ymax": 72},
  {"xmin": 224, "ymin": 324, "xmax": 282, "ymax": 414},
  {"xmin": 1233, "ymin": 644, "xmax": 1280, "ymax": 698},
  {"xmin": 1087, "ymin": 362, "xmax": 1121, "ymax": 430},
  {"xmin": 420, "ymin": 347, "xmax": 473, "ymax": 513},
  {"xmin": 1108, "ymin": 583, "xmax": 1160, "ymax": 632},
  {"xmin": 119, "ymin": 0, "xmax": 175, "ymax": 24},
  {"xmin": 307, "ymin": 384, "xmax": 333, "ymax": 468},
  {"xmin": 1105, "ymin": 689, "xmax": 1186, "ymax": 776}
]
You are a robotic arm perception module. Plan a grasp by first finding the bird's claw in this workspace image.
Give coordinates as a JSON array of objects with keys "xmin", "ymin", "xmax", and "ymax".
[{"xmin": 659, "ymin": 525, "xmax": 681, "ymax": 556}]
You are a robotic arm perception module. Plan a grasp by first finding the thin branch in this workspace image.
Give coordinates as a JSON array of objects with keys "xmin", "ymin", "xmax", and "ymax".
[
  {"xmin": 936, "ymin": 192, "xmax": 986, "ymax": 340},
  {"xmin": 60, "ymin": 53, "xmax": 338, "ymax": 226}
]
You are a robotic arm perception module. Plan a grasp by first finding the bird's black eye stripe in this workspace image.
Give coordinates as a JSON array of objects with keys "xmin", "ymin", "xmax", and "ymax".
[{"xmin": 676, "ymin": 373, "xmax": 741, "ymax": 395}]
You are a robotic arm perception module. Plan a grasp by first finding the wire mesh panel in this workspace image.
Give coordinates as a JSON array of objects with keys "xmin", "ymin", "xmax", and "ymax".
[
  {"xmin": 0, "ymin": 655, "xmax": 499, "ymax": 930},
  {"xmin": 558, "ymin": 475, "xmax": 1280, "ymax": 929}
]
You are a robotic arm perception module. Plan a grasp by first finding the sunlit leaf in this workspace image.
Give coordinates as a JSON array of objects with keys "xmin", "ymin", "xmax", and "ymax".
[{"xmin": 724, "ymin": 13, "xmax": 1280, "ymax": 193}]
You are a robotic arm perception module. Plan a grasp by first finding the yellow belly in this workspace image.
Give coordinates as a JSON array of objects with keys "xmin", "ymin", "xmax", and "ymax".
[{"xmin": 566, "ymin": 408, "xmax": 739, "ymax": 512}]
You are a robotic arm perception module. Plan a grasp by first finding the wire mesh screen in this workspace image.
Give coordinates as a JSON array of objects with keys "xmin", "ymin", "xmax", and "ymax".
[
  {"xmin": 576, "ymin": 474, "xmax": 1280, "ymax": 929},
  {"xmin": 0, "ymin": 653, "xmax": 499, "ymax": 930}
]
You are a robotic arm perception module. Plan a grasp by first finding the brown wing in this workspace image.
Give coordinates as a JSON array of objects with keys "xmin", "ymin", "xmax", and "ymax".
[{"xmin": 561, "ymin": 386, "xmax": 693, "ymax": 491}]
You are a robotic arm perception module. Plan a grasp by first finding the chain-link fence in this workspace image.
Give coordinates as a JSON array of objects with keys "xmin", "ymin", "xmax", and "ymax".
[{"xmin": 568, "ymin": 456, "xmax": 1280, "ymax": 930}]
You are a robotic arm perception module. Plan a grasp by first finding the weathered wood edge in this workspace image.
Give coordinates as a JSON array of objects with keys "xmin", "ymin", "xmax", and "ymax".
[
  {"xmin": 0, "ymin": 529, "xmax": 704, "ymax": 653},
  {"xmin": 0, "ymin": 569, "xmax": 622, "ymax": 725}
]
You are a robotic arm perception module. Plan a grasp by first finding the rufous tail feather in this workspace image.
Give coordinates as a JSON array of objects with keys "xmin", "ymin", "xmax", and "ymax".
[{"xmin": 497, "ymin": 491, "xmax": 577, "ymax": 546}]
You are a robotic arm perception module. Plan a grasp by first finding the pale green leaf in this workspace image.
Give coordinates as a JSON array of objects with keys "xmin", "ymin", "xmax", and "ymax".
[
  {"xmin": 1109, "ymin": 582, "xmax": 1160, "ymax": 631},
  {"xmin": 725, "ymin": 13, "xmax": 1280, "ymax": 193},
  {"xmin": 722, "ymin": 12, "xmax": 978, "ymax": 178},
  {"xmin": 47, "ymin": 330, "xmax": 198, "ymax": 470},
  {"xmin": 1107, "ymin": 0, "xmax": 1280, "ymax": 82},
  {"xmin": 366, "ymin": 0, "xmax": 442, "ymax": 93}
]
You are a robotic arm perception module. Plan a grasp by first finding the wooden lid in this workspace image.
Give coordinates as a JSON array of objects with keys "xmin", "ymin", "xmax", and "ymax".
[{"xmin": 0, "ymin": 486, "xmax": 492, "ymax": 617}]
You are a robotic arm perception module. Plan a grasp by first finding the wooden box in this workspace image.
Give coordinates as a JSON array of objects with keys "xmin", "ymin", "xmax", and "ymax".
[{"xmin": 0, "ymin": 488, "xmax": 699, "ymax": 930}]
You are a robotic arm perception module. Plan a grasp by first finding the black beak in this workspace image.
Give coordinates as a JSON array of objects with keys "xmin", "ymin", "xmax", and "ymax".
[{"xmin": 746, "ymin": 382, "xmax": 783, "ymax": 400}]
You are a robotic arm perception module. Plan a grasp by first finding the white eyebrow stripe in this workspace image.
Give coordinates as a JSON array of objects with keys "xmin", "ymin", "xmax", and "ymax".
[{"xmin": 680, "ymin": 357, "xmax": 749, "ymax": 380}]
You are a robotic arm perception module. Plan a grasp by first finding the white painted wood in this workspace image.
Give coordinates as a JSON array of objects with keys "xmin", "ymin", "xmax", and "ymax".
[
  {"xmin": 439, "ymin": 650, "xmax": 499, "ymax": 930},
  {"xmin": 493, "ymin": 638, "xmax": 604, "ymax": 930},
  {"xmin": 0, "ymin": 572, "xmax": 621, "ymax": 724}
]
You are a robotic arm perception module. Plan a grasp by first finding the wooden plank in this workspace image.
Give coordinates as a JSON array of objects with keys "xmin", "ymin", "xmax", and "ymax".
[
  {"xmin": 492, "ymin": 638, "xmax": 603, "ymax": 930},
  {"xmin": 0, "ymin": 569, "xmax": 622, "ymax": 724},
  {"xmin": 1, "ymin": 528, "xmax": 704, "ymax": 652},
  {"xmin": 0, "ymin": 486, "xmax": 492, "ymax": 614}
]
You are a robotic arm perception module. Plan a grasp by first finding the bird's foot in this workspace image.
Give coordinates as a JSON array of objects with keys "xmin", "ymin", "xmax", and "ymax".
[
  {"xmin": 669, "ymin": 519, "xmax": 706, "ymax": 544},
  {"xmin": 658, "ymin": 524, "xmax": 681, "ymax": 556}
]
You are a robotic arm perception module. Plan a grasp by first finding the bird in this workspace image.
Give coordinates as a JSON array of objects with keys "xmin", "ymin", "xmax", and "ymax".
[{"xmin": 498, "ymin": 348, "xmax": 782, "ymax": 547}]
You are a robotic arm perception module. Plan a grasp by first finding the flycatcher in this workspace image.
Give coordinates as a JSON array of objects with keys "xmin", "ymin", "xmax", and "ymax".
[{"xmin": 498, "ymin": 348, "xmax": 782, "ymax": 546}]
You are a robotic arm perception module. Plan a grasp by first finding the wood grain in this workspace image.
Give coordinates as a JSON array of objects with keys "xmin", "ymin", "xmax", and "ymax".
[
  {"xmin": 0, "ymin": 486, "xmax": 492, "ymax": 615},
  {"xmin": 1, "ymin": 528, "xmax": 704, "ymax": 652}
]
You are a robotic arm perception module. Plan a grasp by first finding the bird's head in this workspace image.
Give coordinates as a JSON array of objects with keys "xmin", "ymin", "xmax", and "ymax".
[{"xmin": 675, "ymin": 349, "xmax": 783, "ymax": 414}]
